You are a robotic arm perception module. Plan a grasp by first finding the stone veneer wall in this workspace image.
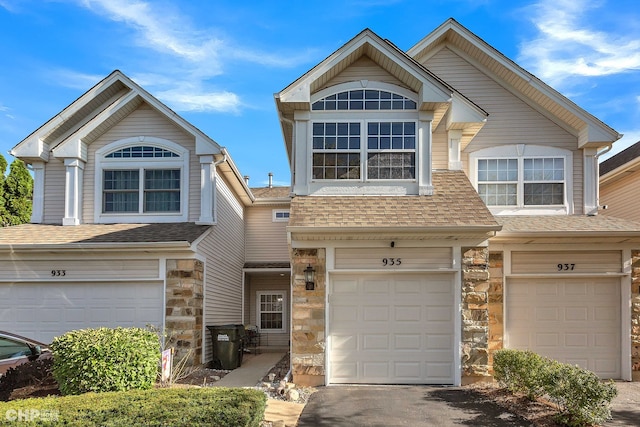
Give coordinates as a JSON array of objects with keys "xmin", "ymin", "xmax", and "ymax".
[
  {"xmin": 488, "ymin": 252, "xmax": 504, "ymax": 373},
  {"xmin": 165, "ymin": 259, "xmax": 204, "ymax": 366},
  {"xmin": 461, "ymin": 247, "xmax": 492, "ymax": 384},
  {"xmin": 291, "ymin": 248, "xmax": 326, "ymax": 387},
  {"xmin": 633, "ymin": 250, "xmax": 640, "ymax": 381}
]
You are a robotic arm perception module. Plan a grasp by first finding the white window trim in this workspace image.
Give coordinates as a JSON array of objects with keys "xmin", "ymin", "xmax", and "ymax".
[
  {"xmin": 469, "ymin": 144, "xmax": 574, "ymax": 215},
  {"xmin": 272, "ymin": 209, "xmax": 290, "ymax": 222},
  {"xmin": 309, "ymin": 117, "xmax": 418, "ymax": 183},
  {"xmin": 94, "ymin": 137, "xmax": 189, "ymax": 223},
  {"xmin": 256, "ymin": 291, "xmax": 287, "ymax": 334}
]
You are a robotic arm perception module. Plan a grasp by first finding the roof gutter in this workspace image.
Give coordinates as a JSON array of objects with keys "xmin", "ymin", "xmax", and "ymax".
[
  {"xmin": 0, "ymin": 241, "xmax": 194, "ymax": 252},
  {"xmin": 287, "ymin": 225, "xmax": 502, "ymax": 234}
]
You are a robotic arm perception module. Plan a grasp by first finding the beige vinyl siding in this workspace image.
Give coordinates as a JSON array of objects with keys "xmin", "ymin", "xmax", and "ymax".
[
  {"xmin": 82, "ymin": 103, "xmax": 198, "ymax": 223},
  {"xmin": 245, "ymin": 205, "xmax": 290, "ymax": 262},
  {"xmin": 511, "ymin": 251, "xmax": 622, "ymax": 274},
  {"xmin": 600, "ymin": 171, "xmax": 640, "ymax": 222},
  {"xmin": 432, "ymin": 122, "xmax": 448, "ymax": 170},
  {"xmin": 199, "ymin": 174, "xmax": 245, "ymax": 362},
  {"xmin": 245, "ymin": 274, "xmax": 290, "ymax": 348},
  {"xmin": 42, "ymin": 159, "xmax": 66, "ymax": 224},
  {"xmin": 0, "ymin": 258, "xmax": 159, "ymax": 281},
  {"xmin": 318, "ymin": 56, "xmax": 408, "ymax": 93},
  {"xmin": 423, "ymin": 48, "xmax": 583, "ymax": 211},
  {"xmin": 334, "ymin": 247, "xmax": 452, "ymax": 269}
]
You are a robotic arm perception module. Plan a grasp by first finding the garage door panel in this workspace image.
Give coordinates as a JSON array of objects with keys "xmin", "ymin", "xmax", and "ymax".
[
  {"xmin": 329, "ymin": 273, "xmax": 454, "ymax": 384},
  {"xmin": 0, "ymin": 282, "xmax": 163, "ymax": 344},
  {"xmin": 507, "ymin": 277, "xmax": 620, "ymax": 379}
]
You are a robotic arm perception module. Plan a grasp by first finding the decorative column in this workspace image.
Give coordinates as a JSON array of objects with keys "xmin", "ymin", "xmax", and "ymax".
[
  {"xmin": 418, "ymin": 111, "xmax": 433, "ymax": 195},
  {"xmin": 30, "ymin": 161, "xmax": 45, "ymax": 223},
  {"xmin": 291, "ymin": 248, "xmax": 326, "ymax": 387},
  {"xmin": 165, "ymin": 259, "xmax": 204, "ymax": 366},
  {"xmin": 63, "ymin": 158, "xmax": 85, "ymax": 226},
  {"xmin": 198, "ymin": 155, "xmax": 215, "ymax": 224},
  {"xmin": 461, "ymin": 247, "xmax": 491, "ymax": 384}
]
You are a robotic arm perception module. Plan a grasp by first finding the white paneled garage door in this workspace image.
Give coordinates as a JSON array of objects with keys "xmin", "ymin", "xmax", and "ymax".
[
  {"xmin": 329, "ymin": 273, "xmax": 455, "ymax": 384},
  {"xmin": 0, "ymin": 282, "xmax": 164, "ymax": 344},
  {"xmin": 507, "ymin": 277, "xmax": 621, "ymax": 378}
]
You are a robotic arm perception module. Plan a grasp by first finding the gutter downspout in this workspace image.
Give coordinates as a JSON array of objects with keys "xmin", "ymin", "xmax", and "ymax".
[{"xmin": 279, "ymin": 113, "xmax": 296, "ymax": 192}]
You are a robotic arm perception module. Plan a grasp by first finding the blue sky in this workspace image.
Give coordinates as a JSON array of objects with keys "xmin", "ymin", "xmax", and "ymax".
[{"xmin": 1, "ymin": 0, "xmax": 639, "ymax": 187}]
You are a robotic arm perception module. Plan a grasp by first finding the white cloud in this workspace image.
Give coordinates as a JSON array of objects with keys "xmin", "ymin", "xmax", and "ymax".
[
  {"xmin": 49, "ymin": 69, "xmax": 108, "ymax": 90},
  {"xmin": 73, "ymin": 0, "xmax": 309, "ymax": 114},
  {"xmin": 155, "ymin": 87, "xmax": 241, "ymax": 114},
  {"xmin": 519, "ymin": 0, "xmax": 640, "ymax": 86}
]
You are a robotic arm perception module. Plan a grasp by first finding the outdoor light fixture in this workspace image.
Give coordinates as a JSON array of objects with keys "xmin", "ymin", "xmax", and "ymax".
[{"xmin": 304, "ymin": 264, "xmax": 315, "ymax": 290}]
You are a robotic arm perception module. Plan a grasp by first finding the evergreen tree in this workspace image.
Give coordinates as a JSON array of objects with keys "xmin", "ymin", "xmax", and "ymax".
[
  {"xmin": 2, "ymin": 157, "xmax": 32, "ymax": 226},
  {"xmin": 0, "ymin": 154, "xmax": 7, "ymax": 223}
]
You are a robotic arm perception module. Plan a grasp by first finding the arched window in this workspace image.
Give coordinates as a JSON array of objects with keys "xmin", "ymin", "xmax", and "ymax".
[
  {"xmin": 310, "ymin": 83, "xmax": 418, "ymax": 181},
  {"xmin": 312, "ymin": 89, "xmax": 417, "ymax": 111},
  {"xmin": 95, "ymin": 137, "xmax": 189, "ymax": 222}
]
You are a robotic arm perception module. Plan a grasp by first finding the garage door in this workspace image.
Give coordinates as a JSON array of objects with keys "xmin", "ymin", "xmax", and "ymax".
[
  {"xmin": 0, "ymin": 282, "xmax": 163, "ymax": 344},
  {"xmin": 329, "ymin": 273, "xmax": 455, "ymax": 384},
  {"xmin": 507, "ymin": 277, "xmax": 620, "ymax": 378}
]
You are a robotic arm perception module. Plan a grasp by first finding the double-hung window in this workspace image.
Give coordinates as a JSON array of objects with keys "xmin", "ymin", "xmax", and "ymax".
[
  {"xmin": 477, "ymin": 157, "xmax": 565, "ymax": 207},
  {"xmin": 311, "ymin": 87, "xmax": 418, "ymax": 182},
  {"xmin": 257, "ymin": 291, "xmax": 286, "ymax": 333},
  {"xmin": 95, "ymin": 138, "xmax": 189, "ymax": 223}
]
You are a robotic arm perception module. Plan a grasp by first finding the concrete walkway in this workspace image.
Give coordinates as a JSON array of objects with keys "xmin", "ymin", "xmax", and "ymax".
[{"xmin": 211, "ymin": 352, "xmax": 285, "ymax": 387}]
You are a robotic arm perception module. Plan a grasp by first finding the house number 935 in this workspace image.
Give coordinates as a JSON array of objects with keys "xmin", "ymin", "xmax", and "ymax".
[{"xmin": 382, "ymin": 258, "xmax": 401, "ymax": 266}]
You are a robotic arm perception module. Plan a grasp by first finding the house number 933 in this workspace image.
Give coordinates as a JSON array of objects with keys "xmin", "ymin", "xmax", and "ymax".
[{"xmin": 51, "ymin": 270, "xmax": 66, "ymax": 277}]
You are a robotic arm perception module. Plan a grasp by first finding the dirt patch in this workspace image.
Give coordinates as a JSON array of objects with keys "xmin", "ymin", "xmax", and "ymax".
[{"xmin": 467, "ymin": 383, "xmax": 563, "ymax": 427}]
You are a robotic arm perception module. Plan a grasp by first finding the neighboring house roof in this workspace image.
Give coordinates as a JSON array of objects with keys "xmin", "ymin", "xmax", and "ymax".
[
  {"xmin": 495, "ymin": 215, "xmax": 640, "ymax": 238},
  {"xmin": 10, "ymin": 70, "xmax": 253, "ymax": 205},
  {"xmin": 408, "ymin": 18, "xmax": 621, "ymax": 149},
  {"xmin": 600, "ymin": 140, "xmax": 640, "ymax": 177},
  {"xmin": 288, "ymin": 170, "xmax": 500, "ymax": 232},
  {"xmin": 251, "ymin": 187, "xmax": 291, "ymax": 199},
  {"xmin": 0, "ymin": 223, "xmax": 211, "ymax": 248}
]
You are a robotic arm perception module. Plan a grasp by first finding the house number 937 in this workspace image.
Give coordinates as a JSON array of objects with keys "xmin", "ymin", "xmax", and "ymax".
[
  {"xmin": 557, "ymin": 263, "xmax": 575, "ymax": 271},
  {"xmin": 382, "ymin": 258, "xmax": 401, "ymax": 266},
  {"xmin": 51, "ymin": 270, "xmax": 66, "ymax": 277}
]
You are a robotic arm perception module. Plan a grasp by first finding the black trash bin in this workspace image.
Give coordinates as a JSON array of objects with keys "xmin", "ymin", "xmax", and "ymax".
[{"xmin": 207, "ymin": 325, "xmax": 244, "ymax": 370}]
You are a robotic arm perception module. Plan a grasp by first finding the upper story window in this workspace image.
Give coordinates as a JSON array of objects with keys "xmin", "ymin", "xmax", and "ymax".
[
  {"xmin": 470, "ymin": 145, "xmax": 573, "ymax": 214},
  {"xmin": 95, "ymin": 137, "xmax": 189, "ymax": 223},
  {"xmin": 312, "ymin": 121, "xmax": 416, "ymax": 180},
  {"xmin": 272, "ymin": 209, "xmax": 290, "ymax": 222},
  {"xmin": 312, "ymin": 89, "xmax": 417, "ymax": 111},
  {"xmin": 477, "ymin": 158, "xmax": 564, "ymax": 206}
]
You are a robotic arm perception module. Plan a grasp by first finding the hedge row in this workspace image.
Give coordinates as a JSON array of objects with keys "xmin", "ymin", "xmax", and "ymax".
[
  {"xmin": 0, "ymin": 387, "xmax": 266, "ymax": 427},
  {"xmin": 493, "ymin": 349, "xmax": 618, "ymax": 426}
]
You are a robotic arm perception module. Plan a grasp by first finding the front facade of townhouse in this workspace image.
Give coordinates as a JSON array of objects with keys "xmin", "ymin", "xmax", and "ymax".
[{"xmin": 0, "ymin": 19, "xmax": 639, "ymax": 385}]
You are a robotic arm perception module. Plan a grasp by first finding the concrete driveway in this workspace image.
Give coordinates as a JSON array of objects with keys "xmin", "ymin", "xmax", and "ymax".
[{"xmin": 297, "ymin": 385, "xmax": 532, "ymax": 427}]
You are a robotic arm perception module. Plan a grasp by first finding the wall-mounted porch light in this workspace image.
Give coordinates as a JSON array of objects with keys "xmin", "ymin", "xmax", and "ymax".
[{"xmin": 304, "ymin": 264, "xmax": 315, "ymax": 290}]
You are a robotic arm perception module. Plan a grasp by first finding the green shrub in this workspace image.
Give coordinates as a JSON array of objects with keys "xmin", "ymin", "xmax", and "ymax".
[
  {"xmin": 51, "ymin": 327, "xmax": 160, "ymax": 395},
  {"xmin": 493, "ymin": 349, "xmax": 618, "ymax": 426},
  {"xmin": 544, "ymin": 361, "xmax": 617, "ymax": 427},
  {"xmin": 0, "ymin": 387, "xmax": 266, "ymax": 427},
  {"xmin": 493, "ymin": 349, "xmax": 546, "ymax": 399}
]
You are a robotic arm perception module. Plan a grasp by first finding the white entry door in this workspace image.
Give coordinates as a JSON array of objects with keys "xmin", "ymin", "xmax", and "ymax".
[
  {"xmin": 328, "ymin": 273, "xmax": 455, "ymax": 384},
  {"xmin": 507, "ymin": 277, "xmax": 621, "ymax": 378}
]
